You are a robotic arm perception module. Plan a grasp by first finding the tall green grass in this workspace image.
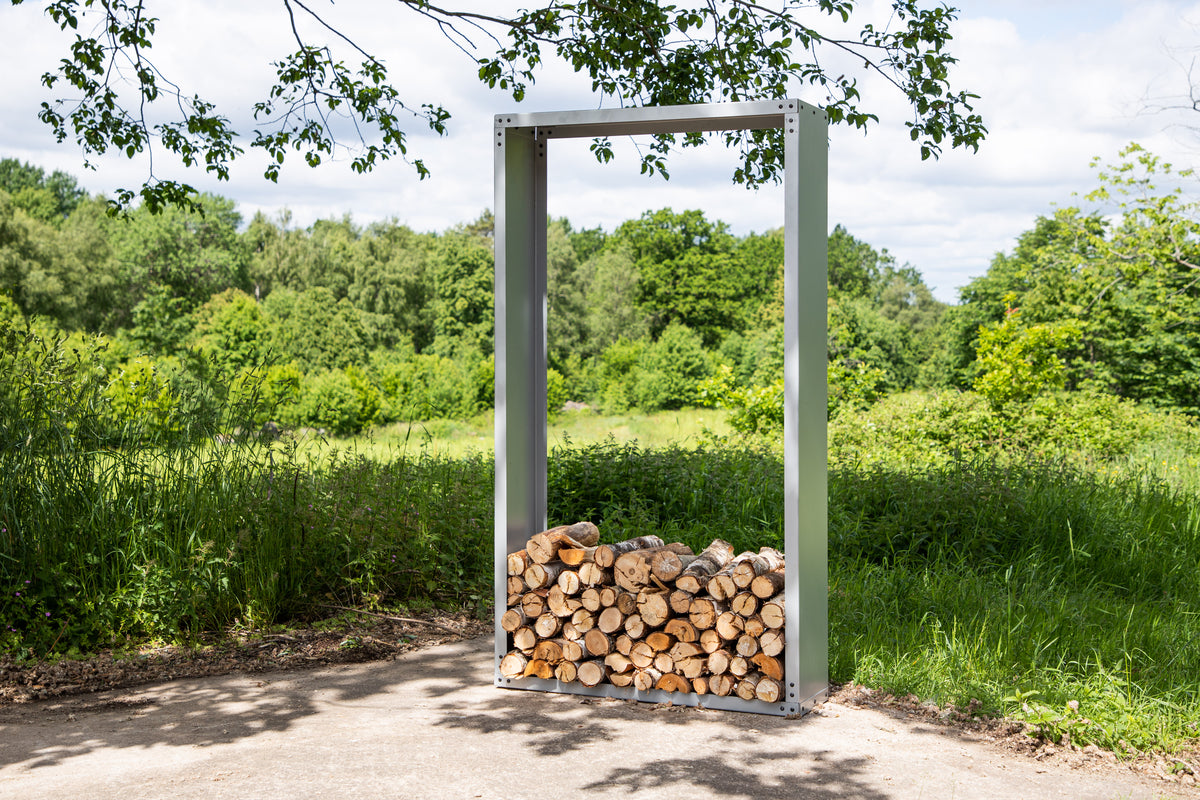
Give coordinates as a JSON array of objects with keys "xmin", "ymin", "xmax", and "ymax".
[{"xmin": 3, "ymin": 326, "xmax": 1199, "ymax": 754}]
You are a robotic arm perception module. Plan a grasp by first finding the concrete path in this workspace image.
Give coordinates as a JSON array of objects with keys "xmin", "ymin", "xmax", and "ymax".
[{"xmin": 0, "ymin": 637, "xmax": 1190, "ymax": 800}]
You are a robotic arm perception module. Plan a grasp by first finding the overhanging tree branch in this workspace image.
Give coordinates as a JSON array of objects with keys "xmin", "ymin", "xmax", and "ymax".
[{"xmin": 19, "ymin": 0, "xmax": 987, "ymax": 214}]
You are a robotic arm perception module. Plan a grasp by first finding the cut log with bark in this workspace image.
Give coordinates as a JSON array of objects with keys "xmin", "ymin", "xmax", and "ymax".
[
  {"xmin": 557, "ymin": 569, "xmax": 582, "ymax": 596},
  {"xmin": 688, "ymin": 597, "xmax": 725, "ymax": 630},
  {"xmin": 709, "ymin": 673, "xmax": 736, "ymax": 696},
  {"xmin": 629, "ymin": 640, "xmax": 655, "ymax": 669},
  {"xmin": 669, "ymin": 641, "xmax": 705, "ymax": 661},
  {"xmin": 513, "ymin": 626, "xmax": 538, "ymax": 652},
  {"xmin": 750, "ymin": 570, "xmax": 785, "ymax": 599},
  {"xmin": 759, "ymin": 629, "xmax": 785, "ymax": 657},
  {"xmin": 664, "ymin": 619, "xmax": 698, "ymax": 643},
  {"xmin": 651, "ymin": 550, "xmax": 698, "ymax": 582},
  {"xmin": 520, "ymin": 591, "xmax": 549, "ymax": 619},
  {"xmin": 707, "ymin": 551, "xmax": 758, "ymax": 601},
  {"xmin": 674, "ymin": 538, "xmax": 735, "ymax": 594},
  {"xmin": 524, "ymin": 659, "xmax": 554, "ymax": 679},
  {"xmin": 501, "ymin": 607, "xmax": 528, "ymax": 633},
  {"xmin": 645, "ymin": 631, "xmax": 674, "ymax": 652},
  {"xmin": 615, "ymin": 634, "xmax": 634, "ymax": 656},
  {"xmin": 609, "ymin": 671, "xmax": 634, "ymax": 687},
  {"xmin": 570, "ymin": 608, "xmax": 596, "ymax": 634},
  {"xmin": 728, "ymin": 655, "xmax": 750, "ymax": 678},
  {"xmin": 506, "ymin": 592, "xmax": 522, "ymax": 608},
  {"xmin": 751, "ymin": 653, "xmax": 782, "ymax": 681},
  {"xmin": 636, "ymin": 590, "xmax": 671, "ymax": 628},
  {"xmin": 524, "ymin": 562, "xmax": 566, "ymax": 590},
  {"xmin": 528, "ymin": 522, "xmax": 600, "ymax": 563},
  {"xmin": 754, "ymin": 677, "xmax": 783, "ymax": 703},
  {"xmin": 547, "ymin": 586, "xmax": 583, "ymax": 618},
  {"xmin": 584, "ymin": 628, "xmax": 613, "ymax": 657},
  {"xmin": 732, "ymin": 547, "xmax": 785, "ymax": 589},
  {"xmin": 598, "ymin": 586, "xmax": 619, "ymax": 608},
  {"xmin": 579, "ymin": 587, "xmax": 602, "ymax": 612},
  {"xmin": 669, "ymin": 589, "xmax": 694, "ymax": 616},
  {"xmin": 707, "ymin": 648, "xmax": 733, "ymax": 675},
  {"xmin": 715, "ymin": 611, "xmax": 745, "ymax": 641},
  {"xmin": 676, "ymin": 657, "xmax": 706, "ymax": 679},
  {"xmin": 577, "ymin": 660, "xmax": 607, "ymax": 687},
  {"xmin": 533, "ymin": 639, "xmax": 565, "ymax": 663},
  {"xmin": 653, "ymin": 652, "xmax": 675, "ymax": 674},
  {"xmin": 507, "ymin": 575, "xmax": 526, "ymax": 596},
  {"xmin": 633, "ymin": 667, "xmax": 662, "ymax": 691},
  {"xmin": 555, "ymin": 661, "xmax": 578, "ymax": 683},
  {"xmin": 761, "ymin": 593, "xmax": 785, "ymax": 629},
  {"xmin": 534, "ymin": 613, "xmax": 562, "ymax": 639},
  {"xmin": 698, "ymin": 628, "xmax": 723, "ymax": 654},
  {"xmin": 594, "ymin": 535, "xmax": 665, "ymax": 568},
  {"xmin": 691, "ymin": 677, "xmax": 709, "ymax": 695},
  {"xmin": 735, "ymin": 672, "xmax": 762, "ymax": 700},
  {"xmin": 623, "ymin": 614, "xmax": 647, "ymax": 639},
  {"xmin": 597, "ymin": 606, "xmax": 625, "ymax": 634},
  {"xmin": 614, "ymin": 591, "xmax": 638, "ymax": 615},
  {"xmin": 743, "ymin": 615, "xmax": 766, "ymax": 638},
  {"xmin": 735, "ymin": 633, "xmax": 760, "ymax": 658},
  {"xmin": 655, "ymin": 673, "xmax": 690, "ymax": 693},
  {"xmin": 731, "ymin": 592, "xmax": 759, "ymax": 618},
  {"xmin": 507, "ymin": 550, "xmax": 531, "ymax": 576},
  {"xmin": 614, "ymin": 544, "xmax": 693, "ymax": 592},
  {"xmin": 558, "ymin": 545, "xmax": 598, "ymax": 566},
  {"xmin": 578, "ymin": 562, "xmax": 611, "ymax": 587},
  {"xmin": 500, "ymin": 651, "xmax": 528, "ymax": 678},
  {"xmin": 604, "ymin": 652, "xmax": 634, "ymax": 674}
]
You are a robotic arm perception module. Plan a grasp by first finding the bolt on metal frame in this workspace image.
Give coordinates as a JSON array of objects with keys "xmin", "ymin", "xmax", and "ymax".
[{"xmin": 494, "ymin": 99, "xmax": 828, "ymax": 716}]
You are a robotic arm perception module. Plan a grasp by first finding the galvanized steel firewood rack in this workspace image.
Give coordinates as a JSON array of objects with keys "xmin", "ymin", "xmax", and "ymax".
[{"xmin": 493, "ymin": 99, "xmax": 828, "ymax": 716}]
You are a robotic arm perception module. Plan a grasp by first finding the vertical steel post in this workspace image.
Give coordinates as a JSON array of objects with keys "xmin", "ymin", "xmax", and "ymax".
[
  {"xmin": 493, "ymin": 122, "xmax": 548, "ymax": 665},
  {"xmin": 783, "ymin": 104, "xmax": 829, "ymax": 710}
]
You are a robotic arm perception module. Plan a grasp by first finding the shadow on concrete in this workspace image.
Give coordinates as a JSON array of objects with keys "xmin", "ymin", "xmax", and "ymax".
[
  {"xmin": 0, "ymin": 639, "xmax": 482, "ymax": 772},
  {"xmin": 0, "ymin": 634, "xmax": 961, "ymax": 800}
]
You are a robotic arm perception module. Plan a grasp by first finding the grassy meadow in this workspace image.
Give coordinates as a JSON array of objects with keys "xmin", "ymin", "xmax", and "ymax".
[{"xmin": 3, "ymin": 364, "xmax": 1200, "ymax": 758}]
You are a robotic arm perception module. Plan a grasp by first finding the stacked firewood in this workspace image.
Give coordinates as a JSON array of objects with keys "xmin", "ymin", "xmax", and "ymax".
[{"xmin": 499, "ymin": 521, "xmax": 787, "ymax": 703}]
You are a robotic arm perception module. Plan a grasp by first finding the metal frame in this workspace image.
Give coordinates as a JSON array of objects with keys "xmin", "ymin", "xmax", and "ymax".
[{"xmin": 494, "ymin": 99, "xmax": 828, "ymax": 716}]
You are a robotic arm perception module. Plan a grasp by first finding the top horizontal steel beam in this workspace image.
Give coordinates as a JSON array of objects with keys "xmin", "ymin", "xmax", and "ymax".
[{"xmin": 494, "ymin": 99, "xmax": 818, "ymax": 139}]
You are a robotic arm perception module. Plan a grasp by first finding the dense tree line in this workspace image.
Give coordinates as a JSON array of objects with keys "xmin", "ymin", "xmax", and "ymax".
[{"xmin": 3, "ymin": 144, "xmax": 1197, "ymax": 436}]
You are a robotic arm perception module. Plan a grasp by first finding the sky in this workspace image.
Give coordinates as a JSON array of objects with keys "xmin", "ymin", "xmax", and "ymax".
[{"xmin": 3, "ymin": 0, "xmax": 1200, "ymax": 302}]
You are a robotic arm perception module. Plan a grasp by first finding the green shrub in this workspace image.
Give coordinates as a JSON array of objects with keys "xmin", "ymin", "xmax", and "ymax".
[
  {"xmin": 633, "ymin": 322, "xmax": 712, "ymax": 410},
  {"xmin": 293, "ymin": 369, "xmax": 365, "ymax": 435},
  {"xmin": 103, "ymin": 356, "xmax": 181, "ymax": 439}
]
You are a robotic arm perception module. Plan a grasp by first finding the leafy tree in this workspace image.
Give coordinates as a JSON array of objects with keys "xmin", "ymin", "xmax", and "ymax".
[
  {"xmin": 0, "ymin": 157, "xmax": 86, "ymax": 223},
  {"xmin": 349, "ymin": 221, "xmax": 438, "ymax": 351},
  {"xmin": 633, "ymin": 322, "xmax": 713, "ymax": 410},
  {"xmin": 190, "ymin": 289, "xmax": 273, "ymax": 375},
  {"xmin": 106, "ymin": 193, "xmax": 248, "ymax": 333},
  {"xmin": 263, "ymin": 287, "xmax": 374, "ymax": 372},
  {"xmin": 581, "ymin": 243, "xmax": 649, "ymax": 355},
  {"xmin": 973, "ymin": 301, "xmax": 1081, "ymax": 413},
  {"xmin": 952, "ymin": 144, "xmax": 1200, "ymax": 414},
  {"xmin": 432, "ymin": 233, "xmax": 494, "ymax": 356},
  {"xmin": 546, "ymin": 218, "xmax": 588, "ymax": 373},
  {"xmin": 0, "ymin": 191, "xmax": 61, "ymax": 320},
  {"xmin": 827, "ymin": 224, "xmax": 891, "ymax": 299},
  {"xmin": 615, "ymin": 208, "xmax": 750, "ymax": 345},
  {"xmin": 21, "ymin": 0, "xmax": 985, "ymax": 213}
]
